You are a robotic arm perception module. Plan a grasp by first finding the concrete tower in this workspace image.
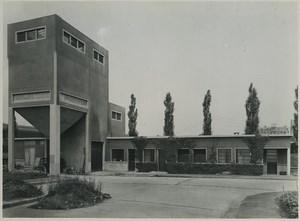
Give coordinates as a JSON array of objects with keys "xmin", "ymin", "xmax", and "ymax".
[{"xmin": 8, "ymin": 15, "xmax": 110, "ymax": 175}]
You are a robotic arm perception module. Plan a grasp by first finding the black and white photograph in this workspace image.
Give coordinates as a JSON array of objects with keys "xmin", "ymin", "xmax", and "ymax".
[{"xmin": 1, "ymin": 0, "xmax": 298, "ymax": 219}]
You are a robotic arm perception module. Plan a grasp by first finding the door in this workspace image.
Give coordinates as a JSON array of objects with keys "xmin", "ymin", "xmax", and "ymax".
[
  {"xmin": 25, "ymin": 147, "xmax": 35, "ymax": 166},
  {"xmin": 128, "ymin": 149, "xmax": 135, "ymax": 171},
  {"xmin": 91, "ymin": 142, "xmax": 103, "ymax": 171},
  {"xmin": 159, "ymin": 149, "xmax": 167, "ymax": 171},
  {"xmin": 266, "ymin": 150, "xmax": 277, "ymax": 174}
]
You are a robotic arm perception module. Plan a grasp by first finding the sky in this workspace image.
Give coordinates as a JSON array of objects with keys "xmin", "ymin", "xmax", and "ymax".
[{"xmin": 1, "ymin": 1, "xmax": 298, "ymax": 136}]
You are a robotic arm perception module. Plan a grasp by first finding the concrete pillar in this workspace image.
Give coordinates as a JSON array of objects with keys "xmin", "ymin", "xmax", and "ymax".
[
  {"xmin": 85, "ymin": 113, "xmax": 91, "ymax": 173},
  {"xmin": 49, "ymin": 104, "xmax": 60, "ymax": 175},
  {"xmin": 287, "ymin": 147, "xmax": 291, "ymax": 175},
  {"xmin": 8, "ymin": 108, "xmax": 15, "ymax": 172}
]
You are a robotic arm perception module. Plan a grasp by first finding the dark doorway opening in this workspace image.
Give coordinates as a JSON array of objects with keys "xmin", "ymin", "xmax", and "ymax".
[
  {"xmin": 91, "ymin": 141, "xmax": 103, "ymax": 171},
  {"xmin": 159, "ymin": 149, "xmax": 167, "ymax": 172},
  {"xmin": 128, "ymin": 149, "xmax": 135, "ymax": 171},
  {"xmin": 265, "ymin": 149, "xmax": 277, "ymax": 174}
]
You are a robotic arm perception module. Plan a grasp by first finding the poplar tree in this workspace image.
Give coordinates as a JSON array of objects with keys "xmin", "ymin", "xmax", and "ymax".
[
  {"xmin": 128, "ymin": 94, "xmax": 138, "ymax": 136},
  {"xmin": 293, "ymin": 86, "xmax": 298, "ymax": 142},
  {"xmin": 245, "ymin": 83, "xmax": 260, "ymax": 134},
  {"xmin": 202, "ymin": 90, "xmax": 212, "ymax": 135},
  {"xmin": 164, "ymin": 92, "xmax": 174, "ymax": 136}
]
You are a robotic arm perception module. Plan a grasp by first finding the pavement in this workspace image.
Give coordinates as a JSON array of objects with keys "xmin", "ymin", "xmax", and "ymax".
[{"xmin": 3, "ymin": 173, "xmax": 298, "ymax": 218}]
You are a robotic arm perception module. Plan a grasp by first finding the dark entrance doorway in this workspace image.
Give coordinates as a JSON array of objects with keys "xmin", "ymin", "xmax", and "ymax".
[
  {"xmin": 128, "ymin": 149, "xmax": 135, "ymax": 171},
  {"xmin": 265, "ymin": 149, "xmax": 277, "ymax": 174},
  {"xmin": 91, "ymin": 141, "xmax": 103, "ymax": 171},
  {"xmin": 159, "ymin": 149, "xmax": 167, "ymax": 172}
]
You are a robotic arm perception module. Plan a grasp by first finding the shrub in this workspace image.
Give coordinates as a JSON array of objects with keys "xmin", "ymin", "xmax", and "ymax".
[
  {"xmin": 165, "ymin": 163, "xmax": 263, "ymax": 175},
  {"xmin": 31, "ymin": 177, "xmax": 111, "ymax": 210},
  {"xmin": 278, "ymin": 191, "xmax": 298, "ymax": 218},
  {"xmin": 136, "ymin": 163, "xmax": 157, "ymax": 172}
]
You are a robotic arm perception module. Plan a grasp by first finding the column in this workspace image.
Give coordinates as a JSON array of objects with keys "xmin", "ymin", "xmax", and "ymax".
[
  {"xmin": 8, "ymin": 108, "xmax": 15, "ymax": 172},
  {"xmin": 287, "ymin": 147, "xmax": 291, "ymax": 175},
  {"xmin": 49, "ymin": 104, "xmax": 60, "ymax": 175},
  {"xmin": 85, "ymin": 113, "xmax": 91, "ymax": 173}
]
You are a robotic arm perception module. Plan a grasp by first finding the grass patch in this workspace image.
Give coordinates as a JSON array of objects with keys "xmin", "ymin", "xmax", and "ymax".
[
  {"xmin": 3, "ymin": 176, "xmax": 43, "ymax": 201},
  {"xmin": 278, "ymin": 191, "xmax": 298, "ymax": 218},
  {"xmin": 30, "ymin": 177, "xmax": 111, "ymax": 210}
]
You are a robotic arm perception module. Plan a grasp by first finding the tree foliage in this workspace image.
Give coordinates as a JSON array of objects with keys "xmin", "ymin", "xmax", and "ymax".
[
  {"xmin": 13, "ymin": 112, "xmax": 18, "ymax": 137},
  {"xmin": 131, "ymin": 136, "xmax": 148, "ymax": 162},
  {"xmin": 244, "ymin": 135, "xmax": 269, "ymax": 164},
  {"xmin": 163, "ymin": 92, "xmax": 174, "ymax": 136},
  {"xmin": 293, "ymin": 86, "xmax": 298, "ymax": 142},
  {"xmin": 128, "ymin": 94, "xmax": 138, "ymax": 136},
  {"xmin": 245, "ymin": 83, "xmax": 260, "ymax": 134},
  {"xmin": 202, "ymin": 90, "xmax": 212, "ymax": 135}
]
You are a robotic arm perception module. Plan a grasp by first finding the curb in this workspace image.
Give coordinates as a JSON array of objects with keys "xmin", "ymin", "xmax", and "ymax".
[{"xmin": 3, "ymin": 194, "xmax": 46, "ymax": 209}]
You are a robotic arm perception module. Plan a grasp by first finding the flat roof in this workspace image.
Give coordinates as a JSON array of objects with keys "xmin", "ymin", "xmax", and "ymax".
[{"xmin": 107, "ymin": 134, "xmax": 292, "ymax": 140}]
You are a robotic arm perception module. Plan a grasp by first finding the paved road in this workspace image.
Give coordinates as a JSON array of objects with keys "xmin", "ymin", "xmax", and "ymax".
[{"xmin": 3, "ymin": 175, "xmax": 297, "ymax": 218}]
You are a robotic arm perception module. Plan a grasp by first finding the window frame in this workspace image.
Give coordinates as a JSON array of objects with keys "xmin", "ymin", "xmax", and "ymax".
[
  {"xmin": 93, "ymin": 49, "xmax": 105, "ymax": 64},
  {"xmin": 62, "ymin": 29, "xmax": 85, "ymax": 54},
  {"xmin": 15, "ymin": 26, "xmax": 46, "ymax": 44},
  {"xmin": 217, "ymin": 148, "xmax": 232, "ymax": 164},
  {"xmin": 235, "ymin": 148, "xmax": 251, "ymax": 164},
  {"xmin": 143, "ymin": 148, "xmax": 156, "ymax": 163},
  {"xmin": 111, "ymin": 110, "xmax": 122, "ymax": 121},
  {"xmin": 111, "ymin": 148, "xmax": 125, "ymax": 161},
  {"xmin": 177, "ymin": 148, "xmax": 190, "ymax": 163},
  {"xmin": 193, "ymin": 148, "xmax": 207, "ymax": 163}
]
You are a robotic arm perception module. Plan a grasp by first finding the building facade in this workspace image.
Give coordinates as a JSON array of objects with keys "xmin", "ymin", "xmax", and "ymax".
[
  {"xmin": 106, "ymin": 135, "xmax": 292, "ymax": 175},
  {"xmin": 7, "ymin": 15, "xmax": 125, "ymax": 175}
]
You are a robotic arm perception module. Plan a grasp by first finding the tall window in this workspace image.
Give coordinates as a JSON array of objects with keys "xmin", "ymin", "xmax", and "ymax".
[
  {"xmin": 178, "ymin": 149, "xmax": 190, "ymax": 163},
  {"xmin": 16, "ymin": 27, "xmax": 46, "ymax": 43},
  {"xmin": 112, "ymin": 149, "xmax": 124, "ymax": 161},
  {"xmin": 63, "ymin": 30, "xmax": 85, "ymax": 53},
  {"xmin": 93, "ymin": 50, "xmax": 104, "ymax": 64},
  {"xmin": 194, "ymin": 149, "xmax": 206, "ymax": 163},
  {"xmin": 144, "ymin": 149, "xmax": 155, "ymax": 163},
  {"xmin": 236, "ymin": 149, "xmax": 250, "ymax": 164},
  {"xmin": 218, "ymin": 149, "xmax": 231, "ymax": 163},
  {"xmin": 112, "ymin": 111, "xmax": 122, "ymax": 121}
]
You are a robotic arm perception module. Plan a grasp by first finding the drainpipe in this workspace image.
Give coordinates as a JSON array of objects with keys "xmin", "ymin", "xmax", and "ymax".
[{"xmin": 287, "ymin": 146, "xmax": 291, "ymax": 175}]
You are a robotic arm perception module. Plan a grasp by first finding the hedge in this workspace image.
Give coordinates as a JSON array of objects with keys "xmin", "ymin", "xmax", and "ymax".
[
  {"xmin": 166, "ymin": 163, "xmax": 263, "ymax": 175},
  {"xmin": 135, "ymin": 162, "xmax": 263, "ymax": 175},
  {"xmin": 135, "ymin": 163, "xmax": 158, "ymax": 172}
]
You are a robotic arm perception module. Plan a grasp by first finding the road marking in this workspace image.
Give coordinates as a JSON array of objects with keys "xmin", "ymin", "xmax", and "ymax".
[
  {"xmin": 118, "ymin": 199, "xmax": 221, "ymax": 211},
  {"xmin": 175, "ymin": 178, "xmax": 192, "ymax": 185}
]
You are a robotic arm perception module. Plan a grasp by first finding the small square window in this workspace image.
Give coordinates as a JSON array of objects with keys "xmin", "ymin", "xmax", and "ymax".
[
  {"xmin": 27, "ymin": 30, "xmax": 36, "ymax": 41},
  {"xmin": 178, "ymin": 149, "xmax": 190, "ymax": 162},
  {"xmin": 17, "ymin": 32, "xmax": 26, "ymax": 42},
  {"xmin": 94, "ymin": 51, "xmax": 98, "ymax": 60},
  {"xmin": 112, "ymin": 149, "xmax": 124, "ymax": 161},
  {"xmin": 63, "ymin": 31, "xmax": 70, "ymax": 44},
  {"xmin": 144, "ymin": 149, "xmax": 155, "ymax": 163},
  {"xmin": 218, "ymin": 149, "xmax": 232, "ymax": 163},
  {"xmin": 78, "ymin": 41, "xmax": 84, "ymax": 52},
  {"xmin": 98, "ymin": 54, "xmax": 104, "ymax": 63},
  {"xmin": 194, "ymin": 149, "xmax": 206, "ymax": 163},
  {"xmin": 37, "ymin": 28, "xmax": 46, "ymax": 39},
  {"xmin": 70, "ymin": 36, "xmax": 77, "ymax": 48}
]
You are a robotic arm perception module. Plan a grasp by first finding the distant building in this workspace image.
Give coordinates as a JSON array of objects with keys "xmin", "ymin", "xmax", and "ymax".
[{"xmin": 259, "ymin": 125, "xmax": 290, "ymax": 135}]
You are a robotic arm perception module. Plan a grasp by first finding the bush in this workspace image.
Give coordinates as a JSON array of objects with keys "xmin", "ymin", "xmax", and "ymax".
[
  {"xmin": 136, "ymin": 163, "xmax": 157, "ymax": 172},
  {"xmin": 3, "ymin": 177, "xmax": 43, "ymax": 201},
  {"xmin": 278, "ymin": 191, "xmax": 298, "ymax": 218},
  {"xmin": 31, "ymin": 177, "xmax": 111, "ymax": 210},
  {"xmin": 165, "ymin": 163, "xmax": 263, "ymax": 175}
]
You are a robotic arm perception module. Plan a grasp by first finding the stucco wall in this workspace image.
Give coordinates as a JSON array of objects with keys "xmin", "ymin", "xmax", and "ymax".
[
  {"xmin": 108, "ymin": 103, "xmax": 126, "ymax": 137},
  {"xmin": 61, "ymin": 116, "xmax": 86, "ymax": 172},
  {"xmin": 8, "ymin": 15, "xmax": 56, "ymax": 108}
]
